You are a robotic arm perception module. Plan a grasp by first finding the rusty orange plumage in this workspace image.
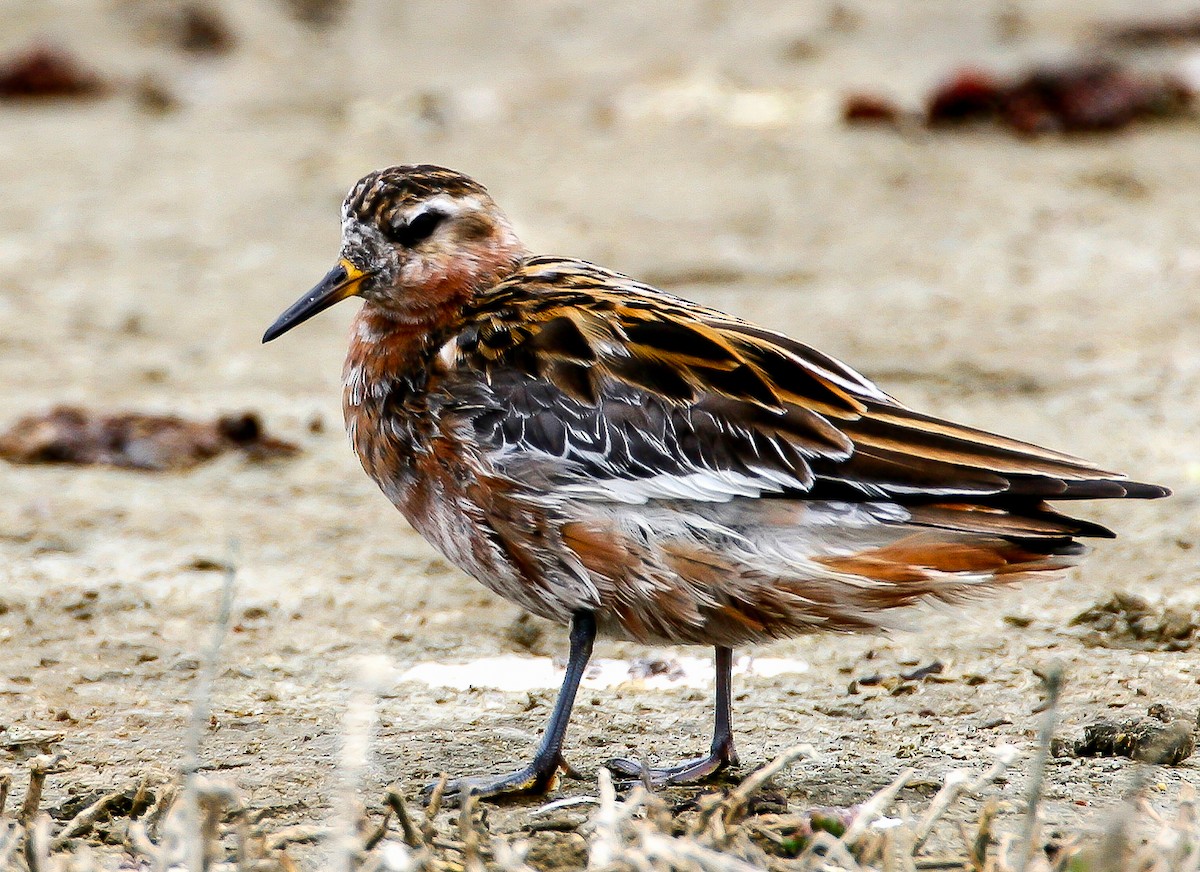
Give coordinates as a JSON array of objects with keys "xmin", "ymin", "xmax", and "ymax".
[{"xmin": 264, "ymin": 164, "xmax": 1169, "ymax": 801}]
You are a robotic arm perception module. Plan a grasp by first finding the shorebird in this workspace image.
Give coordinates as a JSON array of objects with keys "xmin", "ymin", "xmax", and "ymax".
[{"xmin": 263, "ymin": 164, "xmax": 1169, "ymax": 802}]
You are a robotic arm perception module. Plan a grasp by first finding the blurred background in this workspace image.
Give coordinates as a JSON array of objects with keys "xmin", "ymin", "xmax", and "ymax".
[{"xmin": 1, "ymin": 0, "xmax": 1198, "ymax": 861}]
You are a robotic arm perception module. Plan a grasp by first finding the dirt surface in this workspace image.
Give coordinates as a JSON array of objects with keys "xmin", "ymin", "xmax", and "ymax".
[{"xmin": 2, "ymin": 0, "xmax": 1199, "ymax": 866}]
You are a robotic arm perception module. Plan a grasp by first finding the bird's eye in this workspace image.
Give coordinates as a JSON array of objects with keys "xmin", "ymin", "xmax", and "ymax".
[{"xmin": 385, "ymin": 210, "xmax": 446, "ymax": 247}]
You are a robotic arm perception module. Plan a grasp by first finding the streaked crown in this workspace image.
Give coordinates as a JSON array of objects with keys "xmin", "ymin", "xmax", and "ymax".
[{"xmin": 344, "ymin": 164, "xmax": 492, "ymax": 228}]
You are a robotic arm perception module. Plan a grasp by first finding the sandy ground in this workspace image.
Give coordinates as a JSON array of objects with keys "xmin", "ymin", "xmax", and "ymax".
[{"xmin": 2, "ymin": 0, "xmax": 1199, "ymax": 866}]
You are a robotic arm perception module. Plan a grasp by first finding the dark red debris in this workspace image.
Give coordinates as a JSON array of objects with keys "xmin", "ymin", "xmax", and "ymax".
[
  {"xmin": 926, "ymin": 69, "xmax": 1004, "ymax": 123},
  {"xmin": 0, "ymin": 407, "xmax": 299, "ymax": 471},
  {"xmin": 1107, "ymin": 14, "xmax": 1200, "ymax": 45},
  {"xmin": 842, "ymin": 93, "xmax": 903, "ymax": 125},
  {"xmin": 0, "ymin": 45, "xmax": 107, "ymax": 100},
  {"xmin": 925, "ymin": 61, "xmax": 1193, "ymax": 134},
  {"xmin": 1003, "ymin": 63, "xmax": 1190, "ymax": 133}
]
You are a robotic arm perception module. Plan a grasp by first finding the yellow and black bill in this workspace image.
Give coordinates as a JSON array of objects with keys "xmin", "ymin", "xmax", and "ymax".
[{"xmin": 262, "ymin": 259, "xmax": 370, "ymax": 343}]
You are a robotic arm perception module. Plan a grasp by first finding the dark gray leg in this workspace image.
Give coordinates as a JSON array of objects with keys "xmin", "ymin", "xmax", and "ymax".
[
  {"xmin": 430, "ymin": 610, "xmax": 596, "ymax": 803},
  {"xmin": 605, "ymin": 645, "xmax": 739, "ymax": 786}
]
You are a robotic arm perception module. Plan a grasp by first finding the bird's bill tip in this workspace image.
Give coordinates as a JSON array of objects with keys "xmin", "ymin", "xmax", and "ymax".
[{"xmin": 262, "ymin": 259, "xmax": 368, "ymax": 343}]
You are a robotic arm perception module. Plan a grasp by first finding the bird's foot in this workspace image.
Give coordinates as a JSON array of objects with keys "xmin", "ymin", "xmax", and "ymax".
[
  {"xmin": 422, "ymin": 758, "xmax": 566, "ymax": 806},
  {"xmin": 605, "ymin": 741, "xmax": 738, "ymax": 788}
]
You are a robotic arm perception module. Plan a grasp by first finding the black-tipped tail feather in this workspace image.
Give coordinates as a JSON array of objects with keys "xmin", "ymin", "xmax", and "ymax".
[{"xmin": 1006, "ymin": 477, "xmax": 1172, "ymax": 500}]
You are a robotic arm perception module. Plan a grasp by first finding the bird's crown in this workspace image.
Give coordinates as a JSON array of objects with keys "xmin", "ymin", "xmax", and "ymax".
[{"xmin": 344, "ymin": 164, "xmax": 492, "ymax": 227}]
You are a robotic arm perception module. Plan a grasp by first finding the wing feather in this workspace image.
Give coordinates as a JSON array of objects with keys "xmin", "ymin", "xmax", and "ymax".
[{"xmin": 446, "ymin": 258, "xmax": 1168, "ymax": 516}]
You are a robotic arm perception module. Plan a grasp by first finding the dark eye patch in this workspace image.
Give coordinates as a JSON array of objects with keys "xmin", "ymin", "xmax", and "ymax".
[{"xmin": 385, "ymin": 209, "xmax": 447, "ymax": 247}]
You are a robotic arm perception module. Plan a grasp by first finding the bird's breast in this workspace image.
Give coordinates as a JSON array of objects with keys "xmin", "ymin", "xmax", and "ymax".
[
  {"xmin": 342, "ymin": 308, "xmax": 448, "ymax": 487},
  {"xmin": 343, "ymin": 361, "xmax": 430, "ymax": 489}
]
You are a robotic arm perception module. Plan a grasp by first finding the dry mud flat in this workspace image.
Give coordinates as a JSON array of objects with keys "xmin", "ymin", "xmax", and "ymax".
[{"xmin": 1, "ymin": 0, "xmax": 1199, "ymax": 869}]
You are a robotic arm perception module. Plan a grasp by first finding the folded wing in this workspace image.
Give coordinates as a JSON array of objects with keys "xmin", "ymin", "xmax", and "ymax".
[{"xmin": 447, "ymin": 258, "xmax": 1168, "ymax": 542}]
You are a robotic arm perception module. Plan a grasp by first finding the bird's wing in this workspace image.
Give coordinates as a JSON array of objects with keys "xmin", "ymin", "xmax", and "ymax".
[{"xmin": 443, "ymin": 257, "xmax": 1164, "ymax": 517}]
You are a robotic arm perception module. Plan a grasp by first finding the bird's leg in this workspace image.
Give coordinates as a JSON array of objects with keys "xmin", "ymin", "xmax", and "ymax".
[
  {"xmin": 427, "ymin": 610, "xmax": 596, "ymax": 804},
  {"xmin": 606, "ymin": 645, "xmax": 739, "ymax": 786}
]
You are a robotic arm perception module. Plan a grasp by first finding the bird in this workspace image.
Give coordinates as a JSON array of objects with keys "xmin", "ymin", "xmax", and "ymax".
[{"xmin": 263, "ymin": 164, "xmax": 1170, "ymax": 802}]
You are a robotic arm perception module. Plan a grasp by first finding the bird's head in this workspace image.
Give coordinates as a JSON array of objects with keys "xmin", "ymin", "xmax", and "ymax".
[{"xmin": 263, "ymin": 165, "xmax": 524, "ymax": 342}]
